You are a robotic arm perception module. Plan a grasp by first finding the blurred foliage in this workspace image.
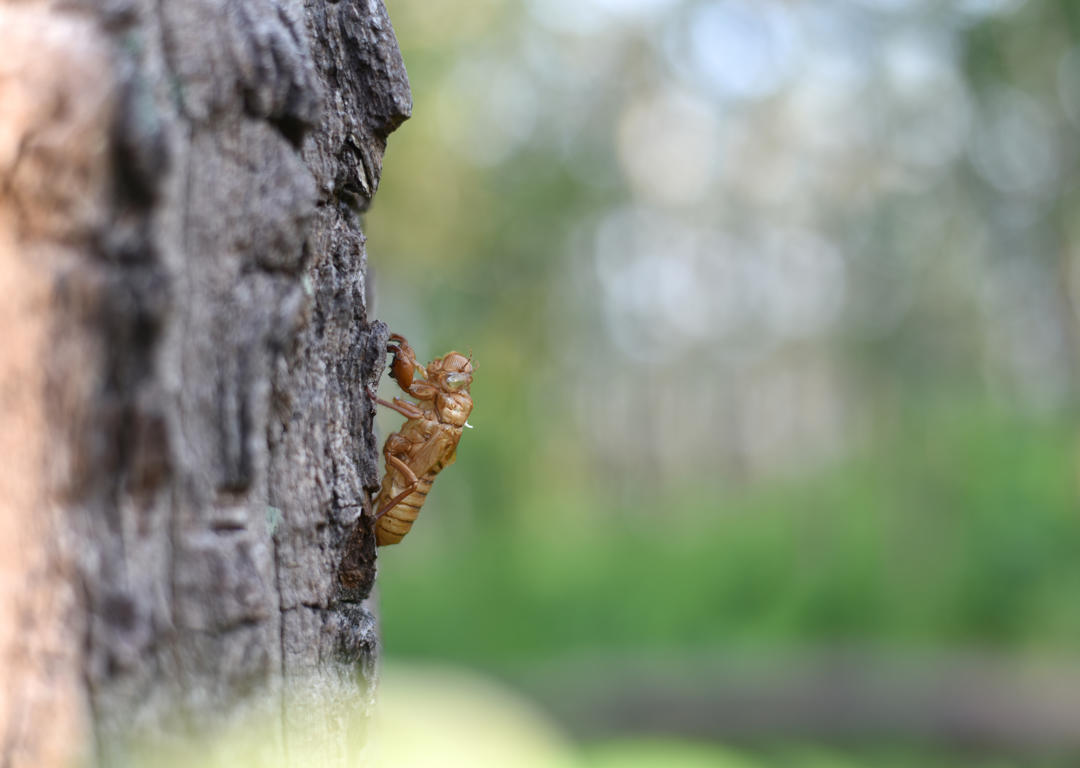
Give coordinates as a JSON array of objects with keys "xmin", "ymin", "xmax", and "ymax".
[
  {"xmin": 582, "ymin": 740, "xmax": 1076, "ymax": 768},
  {"xmin": 364, "ymin": 0, "xmax": 1080, "ymax": 761},
  {"xmin": 377, "ymin": 403, "xmax": 1080, "ymax": 664}
]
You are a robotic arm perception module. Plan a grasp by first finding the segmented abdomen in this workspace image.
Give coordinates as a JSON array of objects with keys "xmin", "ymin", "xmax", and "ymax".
[{"xmin": 374, "ymin": 471, "xmax": 436, "ymax": 546}]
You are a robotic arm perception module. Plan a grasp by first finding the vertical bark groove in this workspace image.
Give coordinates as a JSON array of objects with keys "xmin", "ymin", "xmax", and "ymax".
[{"xmin": 0, "ymin": 0, "xmax": 410, "ymax": 763}]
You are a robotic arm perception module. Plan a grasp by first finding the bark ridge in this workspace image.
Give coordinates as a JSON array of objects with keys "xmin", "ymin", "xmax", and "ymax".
[{"xmin": 0, "ymin": 0, "xmax": 410, "ymax": 763}]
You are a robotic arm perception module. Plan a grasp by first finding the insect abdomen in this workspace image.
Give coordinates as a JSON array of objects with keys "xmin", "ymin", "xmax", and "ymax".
[{"xmin": 375, "ymin": 474, "xmax": 435, "ymax": 546}]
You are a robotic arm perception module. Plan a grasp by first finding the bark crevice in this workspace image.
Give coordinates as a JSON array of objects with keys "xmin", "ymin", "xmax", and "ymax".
[{"xmin": 0, "ymin": 0, "xmax": 410, "ymax": 763}]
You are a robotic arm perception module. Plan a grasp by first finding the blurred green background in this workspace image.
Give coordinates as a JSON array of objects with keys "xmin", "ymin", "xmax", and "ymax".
[{"xmin": 365, "ymin": 0, "xmax": 1080, "ymax": 765}]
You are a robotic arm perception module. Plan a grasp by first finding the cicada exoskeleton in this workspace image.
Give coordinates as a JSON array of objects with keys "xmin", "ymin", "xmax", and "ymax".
[{"xmin": 371, "ymin": 334, "xmax": 473, "ymax": 546}]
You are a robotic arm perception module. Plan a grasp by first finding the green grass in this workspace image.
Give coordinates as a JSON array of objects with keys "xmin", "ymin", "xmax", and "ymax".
[{"xmin": 377, "ymin": 401, "xmax": 1080, "ymax": 666}]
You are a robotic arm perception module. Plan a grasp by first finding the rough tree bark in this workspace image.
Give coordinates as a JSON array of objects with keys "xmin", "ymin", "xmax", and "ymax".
[{"xmin": 0, "ymin": 0, "xmax": 410, "ymax": 765}]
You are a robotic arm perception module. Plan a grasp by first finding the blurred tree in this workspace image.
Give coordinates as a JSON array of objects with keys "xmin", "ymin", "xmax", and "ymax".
[{"xmin": 0, "ymin": 1, "xmax": 408, "ymax": 765}]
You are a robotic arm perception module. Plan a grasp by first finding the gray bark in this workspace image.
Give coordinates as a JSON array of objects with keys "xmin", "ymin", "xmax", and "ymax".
[{"xmin": 0, "ymin": 0, "xmax": 409, "ymax": 765}]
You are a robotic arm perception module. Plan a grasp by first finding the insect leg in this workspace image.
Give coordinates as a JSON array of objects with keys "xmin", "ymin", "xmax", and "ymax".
[
  {"xmin": 388, "ymin": 397, "xmax": 425, "ymax": 418},
  {"xmin": 375, "ymin": 484, "xmax": 418, "ymax": 520},
  {"xmin": 367, "ymin": 385, "xmax": 425, "ymax": 419},
  {"xmin": 375, "ymin": 452, "xmax": 419, "ymax": 520},
  {"xmin": 385, "ymin": 452, "xmax": 418, "ymax": 486},
  {"xmin": 387, "ymin": 334, "xmax": 429, "ymax": 389}
]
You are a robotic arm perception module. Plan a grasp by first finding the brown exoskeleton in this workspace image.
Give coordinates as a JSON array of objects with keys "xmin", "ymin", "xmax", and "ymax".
[{"xmin": 370, "ymin": 333, "xmax": 473, "ymax": 546}]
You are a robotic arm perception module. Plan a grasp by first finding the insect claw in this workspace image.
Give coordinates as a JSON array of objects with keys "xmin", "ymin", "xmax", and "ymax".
[{"xmin": 464, "ymin": 420, "xmax": 474, "ymax": 429}]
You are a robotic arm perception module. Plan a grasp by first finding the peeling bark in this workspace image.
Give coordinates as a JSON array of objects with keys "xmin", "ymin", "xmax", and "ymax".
[{"xmin": 0, "ymin": 0, "xmax": 409, "ymax": 764}]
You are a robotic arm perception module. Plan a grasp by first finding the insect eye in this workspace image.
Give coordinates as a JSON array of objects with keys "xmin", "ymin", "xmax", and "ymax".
[{"xmin": 445, "ymin": 373, "xmax": 469, "ymax": 390}]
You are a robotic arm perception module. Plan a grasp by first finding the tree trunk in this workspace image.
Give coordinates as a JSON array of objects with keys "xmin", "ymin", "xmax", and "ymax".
[{"xmin": 0, "ymin": 1, "xmax": 410, "ymax": 765}]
